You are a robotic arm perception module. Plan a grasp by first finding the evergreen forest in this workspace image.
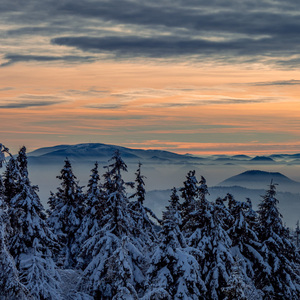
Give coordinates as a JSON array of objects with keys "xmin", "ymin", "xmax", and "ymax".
[{"xmin": 0, "ymin": 144, "xmax": 299, "ymax": 299}]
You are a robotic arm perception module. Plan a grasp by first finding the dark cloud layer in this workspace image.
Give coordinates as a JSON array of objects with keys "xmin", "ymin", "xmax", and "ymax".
[
  {"xmin": 84, "ymin": 103, "xmax": 125, "ymax": 110},
  {"xmin": 58, "ymin": 1, "xmax": 300, "ymax": 37},
  {"xmin": 143, "ymin": 97, "xmax": 278, "ymax": 108},
  {"xmin": 2, "ymin": 0, "xmax": 300, "ymax": 66},
  {"xmin": 0, "ymin": 100, "xmax": 63, "ymax": 109},
  {"xmin": 51, "ymin": 34, "xmax": 295, "ymax": 60},
  {"xmin": 252, "ymin": 80, "xmax": 300, "ymax": 86},
  {"xmin": 1, "ymin": 54, "xmax": 95, "ymax": 67}
]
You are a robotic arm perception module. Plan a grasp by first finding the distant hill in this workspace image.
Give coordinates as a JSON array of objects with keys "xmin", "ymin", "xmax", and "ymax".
[
  {"xmin": 27, "ymin": 143, "xmax": 300, "ymax": 167},
  {"xmin": 27, "ymin": 143, "xmax": 204, "ymax": 165},
  {"xmin": 232, "ymin": 155, "xmax": 251, "ymax": 159},
  {"xmin": 251, "ymin": 156, "xmax": 274, "ymax": 162},
  {"xmin": 218, "ymin": 170, "xmax": 300, "ymax": 193}
]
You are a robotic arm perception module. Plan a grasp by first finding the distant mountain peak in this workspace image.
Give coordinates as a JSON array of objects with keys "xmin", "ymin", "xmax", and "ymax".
[
  {"xmin": 218, "ymin": 169, "xmax": 299, "ymax": 191},
  {"xmin": 232, "ymin": 155, "xmax": 251, "ymax": 159},
  {"xmin": 251, "ymin": 156, "xmax": 274, "ymax": 161},
  {"xmin": 241, "ymin": 170, "xmax": 282, "ymax": 176}
]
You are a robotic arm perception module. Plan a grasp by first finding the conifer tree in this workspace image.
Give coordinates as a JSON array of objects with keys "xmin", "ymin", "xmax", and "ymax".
[
  {"xmin": 222, "ymin": 256, "xmax": 248, "ymax": 300},
  {"xmin": 256, "ymin": 182, "xmax": 300, "ymax": 299},
  {"xmin": 17, "ymin": 146, "xmax": 29, "ymax": 180},
  {"xmin": 76, "ymin": 162, "xmax": 106, "ymax": 269},
  {"xmin": 79, "ymin": 151, "xmax": 145, "ymax": 298},
  {"xmin": 0, "ymin": 144, "xmax": 5, "ymax": 168},
  {"xmin": 227, "ymin": 194, "xmax": 264, "ymax": 285},
  {"xmin": 145, "ymin": 188, "xmax": 206, "ymax": 299},
  {"xmin": 203, "ymin": 198, "xmax": 234, "ymax": 299},
  {"xmin": 3, "ymin": 157, "xmax": 19, "ymax": 202},
  {"xmin": 179, "ymin": 176, "xmax": 210, "ymax": 282},
  {"xmin": 130, "ymin": 162, "xmax": 146, "ymax": 205},
  {"xmin": 186, "ymin": 194, "xmax": 233, "ymax": 299},
  {"xmin": 47, "ymin": 158, "xmax": 86, "ymax": 269},
  {"xmin": 183, "ymin": 175, "xmax": 210, "ymax": 239},
  {"xmin": 180, "ymin": 170, "xmax": 199, "ymax": 230},
  {"xmin": 223, "ymin": 256, "xmax": 263, "ymax": 300},
  {"xmin": 6, "ymin": 148, "xmax": 62, "ymax": 299},
  {"xmin": 168, "ymin": 187, "xmax": 181, "ymax": 209},
  {"xmin": 295, "ymin": 221, "xmax": 300, "ymax": 249},
  {"xmin": 0, "ymin": 192, "xmax": 28, "ymax": 299},
  {"xmin": 129, "ymin": 162, "xmax": 158, "ymax": 250},
  {"xmin": 198, "ymin": 176, "xmax": 209, "ymax": 204},
  {"xmin": 0, "ymin": 175, "xmax": 4, "ymax": 199}
]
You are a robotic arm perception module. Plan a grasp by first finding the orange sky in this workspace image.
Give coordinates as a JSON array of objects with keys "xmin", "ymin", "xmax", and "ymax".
[
  {"xmin": 1, "ymin": 61, "xmax": 300, "ymax": 155},
  {"xmin": 1, "ymin": 1, "xmax": 300, "ymax": 155}
]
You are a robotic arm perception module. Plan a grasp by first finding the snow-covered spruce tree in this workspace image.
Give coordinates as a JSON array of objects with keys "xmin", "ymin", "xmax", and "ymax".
[
  {"xmin": 130, "ymin": 162, "xmax": 146, "ymax": 205},
  {"xmin": 222, "ymin": 256, "xmax": 263, "ymax": 300},
  {"xmin": 17, "ymin": 146, "xmax": 29, "ymax": 180},
  {"xmin": 295, "ymin": 221, "xmax": 300, "ymax": 249},
  {"xmin": 179, "ymin": 170, "xmax": 199, "ymax": 230},
  {"xmin": 3, "ymin": 156, "xmax": 19, "ymax": 203},
  {"xmin": 79, "ymin": 150, "xmax": 146, "ymax": 298},
  {"xmin": 198, "ymin": 176, "xmax": 209, "ymax": 204},
  {"xmin": 47, "ymin": 158, "xmax": 86, "ymax": 269},
  {"xmin": 256, "ymin": 182, "xmax": 300, "ymax": 299},
  {"xmin": 168, "ymin": 187, "xmax": 181, "ymax": 212},
  {"xmin": 222, "ymin": 256, "xmax": 248, "ymax": 300},
  {"xmin": 128, "ymin": 162, "xmax": 158, "ymax": 251},
  {"xmin": 6, "ymin": 148, "xmax": 62, "ymax": 299},
  {"xmin": 194, "ymin": 196, "xmax": 234, "ymax": 300},
  {"xmin": 182, "ymin": 175, "xmax": 210, "ymax": 239},
  {"xmin": 227, "ymin": 193, "xmax": 265, "ymax": 289},
  {"xmin": 76, "ymin": 162, "xmax": 106, "ymax": 269},
  {"xmin": 0, "ymin": 144, "xmax": 5, "ymax": 168},
  {"xmin": 144, "ymin": 188, "xmax": 206, "ymax": 300},
  {"xmin": 0, "ymin": 188, "xmax": 28, "ymax": 299},
  {"xmin": 0, "ymin": 175, "xmax": 4, "ymax": 200}
]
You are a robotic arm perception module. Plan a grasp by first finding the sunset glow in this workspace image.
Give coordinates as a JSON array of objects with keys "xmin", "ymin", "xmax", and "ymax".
[{"xmin": 1, "ymin": 1, "xmax": 300, "ymax": 154}]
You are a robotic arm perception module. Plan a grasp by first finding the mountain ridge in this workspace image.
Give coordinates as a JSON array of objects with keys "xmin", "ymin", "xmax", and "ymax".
[
  {"xmin": 27, "ymin": 142, "xmax": 204, "ymax": 164},
  {"xmin": 218, "ymin": 169, "xmax": 300, "ymax": 193}
]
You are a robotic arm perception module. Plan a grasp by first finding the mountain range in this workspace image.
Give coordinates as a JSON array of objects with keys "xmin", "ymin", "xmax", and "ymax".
[
  {"xmin": 27, "ymin": 143, "xmax": 300, "ymax": 166},
  {"xmin": 28, "ymin": 143, "xmax": 203, "ymax": 165}
]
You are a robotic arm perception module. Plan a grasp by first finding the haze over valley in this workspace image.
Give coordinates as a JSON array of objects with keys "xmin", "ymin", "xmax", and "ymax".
[{"xmin": 9, "ymin": 142, "xmax": 299, "ymax": 228}]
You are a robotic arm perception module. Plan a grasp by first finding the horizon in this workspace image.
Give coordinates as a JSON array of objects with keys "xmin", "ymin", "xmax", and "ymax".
[{"xmin": 5, "ymin": 141, "xmax": 300, "ymax": 157}]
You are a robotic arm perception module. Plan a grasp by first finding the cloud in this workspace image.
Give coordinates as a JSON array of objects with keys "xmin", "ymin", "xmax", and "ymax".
[
  {"xmin": 57, "ymin": 1, "xmax": 300, "ymax": 37},
  {"xmin": 0, "ymin": 87, "xmax": 14, "ymax": 91},
  {"xmin": 1, "ymin": 0, "xmax": 300, "ymax": 66},
  {"xmin": 251, "ymin": 80, "xmax": 300, "ymax": 86},
  {"xmin": 0, "ymin": 100, "xmax": 63, "ymax": 109},
  {"xmin": 84, "ymin": 103, "xmax": 125, "ymax": 109},
  {"xmin": 124, "ymin": 140, "xmax": 300, "ymax": 155},
  {"xmin": 64, "ymin": 89, "xmax": 109, "ymax": 96},
  {"xmin": 0, "ymin": 93, "xmax": 66, "ymax": 108},
  {"xmin": 276, "ymin": 57, "xmax": 300, "ymax": 68},
  {"xmin": 142, "ymin": 97, "xmax": 279, "ymax": 108},
  {"xmin": 50, "ymin": 35, "xmax": 279, "ymax": 59},
  {"xmin": 1, "ymin": 54, "xmax": 96, "ymax": 67}
]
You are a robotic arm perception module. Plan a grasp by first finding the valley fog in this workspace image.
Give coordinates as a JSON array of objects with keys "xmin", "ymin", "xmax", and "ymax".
[{"xmin": 2, "ymin": 143, "xmax": 300, "ymax": 228}]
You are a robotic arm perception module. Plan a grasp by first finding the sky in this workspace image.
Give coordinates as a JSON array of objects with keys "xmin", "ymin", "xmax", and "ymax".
[{"xmin": 1, "ymin": 0, "xmax": 300, "ymax": 155}]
